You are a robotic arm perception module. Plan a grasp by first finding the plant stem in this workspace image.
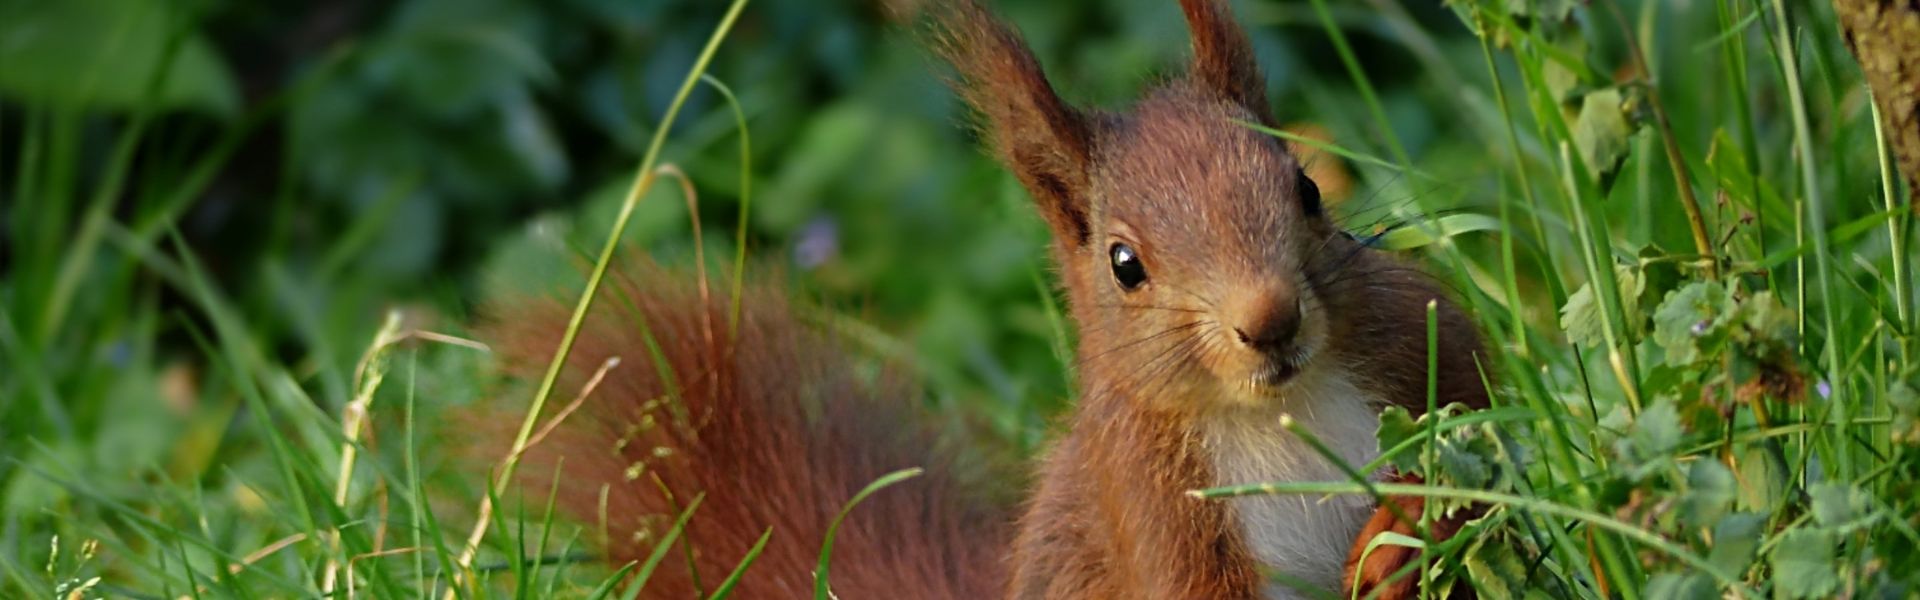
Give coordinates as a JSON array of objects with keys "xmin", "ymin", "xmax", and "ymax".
[{"xmin": 444, "ymin": 0, "xmax": 751, "ymax": 593}]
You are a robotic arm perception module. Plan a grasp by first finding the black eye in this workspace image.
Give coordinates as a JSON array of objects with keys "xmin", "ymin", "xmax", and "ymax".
[
  {"xmin": 1298, "ymin": 169, "xmax": 1322, "ymax": 217},
  {"xmin": 1109, "ymin": 243, "xmax": 1148, "ymax": 290}
]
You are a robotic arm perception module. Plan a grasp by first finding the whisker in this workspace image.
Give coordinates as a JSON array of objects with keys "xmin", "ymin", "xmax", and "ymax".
[
  {"xmin": 1117, "ymin": 334, "xmax": 1203, "ymax": 404},
  {"xmin": 1076, "ymin": 322, "xmax": 1205, "ymax": 366},
  {"xmin": 1090, "ymin": 303, "xmax": 1209, "ymax": 315},
  {"xmin": 1151, "ymin": 281, "xmax": 1221, "ymax": 310}
]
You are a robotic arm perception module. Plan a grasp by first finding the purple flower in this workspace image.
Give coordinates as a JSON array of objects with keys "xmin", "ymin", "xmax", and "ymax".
[
  {"xmin": 793, "ymin": 216, "xmax": 840, "ymax": 270},
  {"xmin": 1817, "ymin": 380, "xmax": 1832, "ymax": 399}
]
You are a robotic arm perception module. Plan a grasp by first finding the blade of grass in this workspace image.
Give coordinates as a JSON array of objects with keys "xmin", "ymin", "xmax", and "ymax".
[
  {"xmin": 698, "ymin": 74, "xmax": 754, "ymax": 337},
  {"xmin": 706, "ymin": 528, "xmax": 773, "ymax": 600},
  {"xmin": 1192, "ymin": 481, "xmax": 1748, "ymax": 594},
  {"xmin": 1303, "ymin": 0, "xmax": 1410, "ymax": 167},
  {"xmin": 625, "ymin": 494, "xmax": 706, "ymax": 598},
  {"xmin": 815, "ymin": 468, "xmax": 922, "ymax": 600},
  {"xmin": 1766, "ymin": 0, "xmax": 1849, "ymax": 479},
  {"xmin": 582, "ymin": 562, "xmax": 639, "ymax": 600},
  {"xmin": 450, "ymin": 0, "xmax": 750, "ymax": 587}
]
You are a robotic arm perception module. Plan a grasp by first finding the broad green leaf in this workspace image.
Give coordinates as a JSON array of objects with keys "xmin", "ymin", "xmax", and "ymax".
[
  {"xmin": 1652, "ymin": 281, "xmax": 1736, "ymax": 366},
  {"xmin": 1542, "ymin": 29, "xmax": 1589, "ymax": 102},
  {"xmin": 1810, "ymin": 483, "xmax": 1867, "ymax": 530},
  {"xmin": 1621, "ymin": 400, "xmax": 1683, "ymax": 463},
  {"xmin": 1708, "ymin": 513, "xmax": 1765, "ymax": 575},
  {"xmin": 1559, "ymin": 263, "xmax": 1643, "ymax": 348},
  {"xmin": 1734, "ymin": 445, "xmax": 1788, "ymax": 513},
  {"xmin": 1769, "ymin": 528, "xmax": 1840, "ymax": 599},
  {"xmin": 1681, "ymin": 459, "xmax": 1736, "ymax": 528},
  {"xmin": 1572, "ymin": 88, "xmax": 1635, "ymax": 180},
  {"xmin": 1376, "ymin": 406, "xmax": 1422, "ymax": 472},
  {"xmin": 1644, "ymin": 571, "xmax": 1716, "ymax": 600}
]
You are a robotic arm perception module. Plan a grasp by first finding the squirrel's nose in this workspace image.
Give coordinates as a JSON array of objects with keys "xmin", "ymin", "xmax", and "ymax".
[{"xmin": 1233, "ymin": 294, "xmax": 1303, "ymax": 355}]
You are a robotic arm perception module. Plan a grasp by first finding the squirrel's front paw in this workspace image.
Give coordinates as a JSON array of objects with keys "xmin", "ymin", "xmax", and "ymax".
[{"xmin": 1340, "ymin": 474, "xmax": 1476, "ymax": 600}]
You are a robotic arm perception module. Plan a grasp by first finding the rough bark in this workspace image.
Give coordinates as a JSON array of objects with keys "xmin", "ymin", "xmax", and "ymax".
[{"xmin": 1834, "ymin": 0, "xmax": 1920, "ymax": 211}]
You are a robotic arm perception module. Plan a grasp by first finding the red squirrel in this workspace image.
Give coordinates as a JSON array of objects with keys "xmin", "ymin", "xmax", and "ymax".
[{"xmin": 485, "ymin": 0, "xmax": 1487, "ymax": 597}]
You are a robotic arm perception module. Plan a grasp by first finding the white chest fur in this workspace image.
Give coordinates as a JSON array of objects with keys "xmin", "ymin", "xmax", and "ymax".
[{"xmin": 1199, "ymin": 368, "xmax": 1384, "ymax": 598}]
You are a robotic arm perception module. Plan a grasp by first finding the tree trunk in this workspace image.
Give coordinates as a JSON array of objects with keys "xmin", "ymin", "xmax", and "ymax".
[{"xmin": 1833, "ymin": 0, "xmax": 1920, "ymax": 211}]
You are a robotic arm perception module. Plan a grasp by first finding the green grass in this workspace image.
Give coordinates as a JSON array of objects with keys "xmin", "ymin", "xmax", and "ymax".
[{"xmin": 3, "ymin": 0, "xmax": 1916, "ymax": 598}]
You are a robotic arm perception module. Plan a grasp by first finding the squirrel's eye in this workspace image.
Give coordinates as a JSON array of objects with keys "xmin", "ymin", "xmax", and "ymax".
[
  {"xmin": 1109, "ymin": 243, "xmax": 1148, "ymax": 290},
  {"xmin": 1298, "ymin": 169, "xmax": 1323, "ymax": 217}
]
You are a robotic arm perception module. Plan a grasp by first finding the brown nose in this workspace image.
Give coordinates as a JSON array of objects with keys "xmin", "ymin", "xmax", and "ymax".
[{"xmin": 1233, "ymin": 294, "xmax": 1302, "ymax": 355}]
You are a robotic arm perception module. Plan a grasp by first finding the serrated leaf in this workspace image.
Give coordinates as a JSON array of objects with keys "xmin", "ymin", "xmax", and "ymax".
[
  {"xmin": 1810, "ymin": 483, "xmax": 1866, "ymax": 529},
  {"xmin": 1652, "ymin": 281, "xmax": 1736, "ymax": 366},
  {"xmin": 1377, "ymin": 406, "xmax": 1422, "ymax": 472},
  {"xmin": 1770, "ymin": 528, "xmax": 1840, "ymax": 599},
  {"xmin": 1624, "ymin": 400, "xmax": 1683, "ymax": 461},
  {"xmin": 1681, "ymin": 459, "xmax": 1736, "ymax": 528},
  {"xmin": 1708, "ymin": 512, "xmax": 1765, "ymax": 575},
  {"xmin": 1573, "ymin": 88, "xmax": 1635, "ymax": 179},
  {"xmin": 1559, "ymin": 263, "xmax": 1642, "ymax": 348},
  {"xmin": 1437, "ymin": 437, "xmax": 1493, "ymax": 489}
]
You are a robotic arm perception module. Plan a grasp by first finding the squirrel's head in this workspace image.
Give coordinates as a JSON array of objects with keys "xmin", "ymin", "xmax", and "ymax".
[{"xmin": 937, "ymin": 0, "xmax": 1362, "ymax": 410}]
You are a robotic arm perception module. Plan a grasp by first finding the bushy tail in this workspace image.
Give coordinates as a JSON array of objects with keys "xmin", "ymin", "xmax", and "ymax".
[{"xmin": 481, "ymin": 263, "xmax": 1008, "ymax": 598}]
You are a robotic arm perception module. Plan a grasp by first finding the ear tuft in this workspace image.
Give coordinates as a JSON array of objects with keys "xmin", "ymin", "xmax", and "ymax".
[
  {"xmin": 1180, "ymin": 0, "xmax": 1274, "ymax": 125},
  {"xmin": 929, "ymin": 1, "xmax": 1095, "ymax": 247}
]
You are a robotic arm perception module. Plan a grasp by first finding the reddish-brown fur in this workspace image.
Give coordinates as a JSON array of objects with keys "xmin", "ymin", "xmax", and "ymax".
[
  {"xmin": 485, "ymin": 264, "xmax": 1006, "ymax": 598},
  {"xmin": 487, "ymin": 1, "xmax": 1488, "ymax": 598}
]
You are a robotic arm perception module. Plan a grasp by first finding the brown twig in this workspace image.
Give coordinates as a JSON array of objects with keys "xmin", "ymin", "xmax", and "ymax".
[{"xmin": 1605, "ymin": 0, "xmax": 1718, "ymax": 279}]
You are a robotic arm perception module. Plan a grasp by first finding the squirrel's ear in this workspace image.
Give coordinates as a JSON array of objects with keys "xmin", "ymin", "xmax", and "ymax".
[
  {"xmin": 1180, "ymin": 0, "xmax": 1274, "ymax": 125},
  {"xmin": 932, "ymin": 1, "xmax": 1095, "ymax": 247}
]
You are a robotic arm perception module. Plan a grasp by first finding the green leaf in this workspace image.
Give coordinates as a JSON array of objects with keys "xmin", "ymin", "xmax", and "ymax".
[
  {"xmin": 1707, "ymin": 513, "xmax": 1765, "ymax": 575},
  {"xmin": 1559, "ymin": 262, "xmax": 1643, "ymax": 348},
  {"xmin": 1769, "ymin": 528, "xmax": 1840, "ymax": 599},
  {"xmin": 1731, "ymin": 291, "xmax": 1796, "ymax": 354},
  {"xmin": 1374, "ymin": 213, "xmax": 1503, "ymax": 250},
  {"xmin": 1644, "ymin": 571, "xmax": 1716, "ymax": 600},
  {"xmin": 1463, "ymin": 537, "xmax": 1529, "ymax": 600},
  {"xmin": 1376, "ymin": 406, "xmax": 1422, "ymax": 472},
  {"xmin": 1734, "ymin": 445, "xmax": 1788, "ymax": 513},
  {"xmin": 1891, "ymin": 382, "xmax": 1920, "ymax": 445},
  {"xmin": 1437, "ymin": 437, "xmax": 1493, "ymax": 489},
  {"xmin": 1810, "ymin": 483, "xmax": 1867, "ymax": 529},
  {"xmin": 1651, "ymin": 281, "xmax": 1736, "ymax": 366},
  {"xmin": 1572, "ymin": 88, "xmax": 1635, "ymax": 179},
  {"xmin": 1616, "ymin": 399, "xmax": 1683, "ymax": 471},
  {"xmin": 0, "ymin": 0, "xmax": 238, "ymax": 115},
  {"xmin": 1541, "ymin": 28, "xmax": 1589, "ymax": 102},
  {"xmin": 1681, "ymin": 459, "xmax": 1736, "ymax": 528}
]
